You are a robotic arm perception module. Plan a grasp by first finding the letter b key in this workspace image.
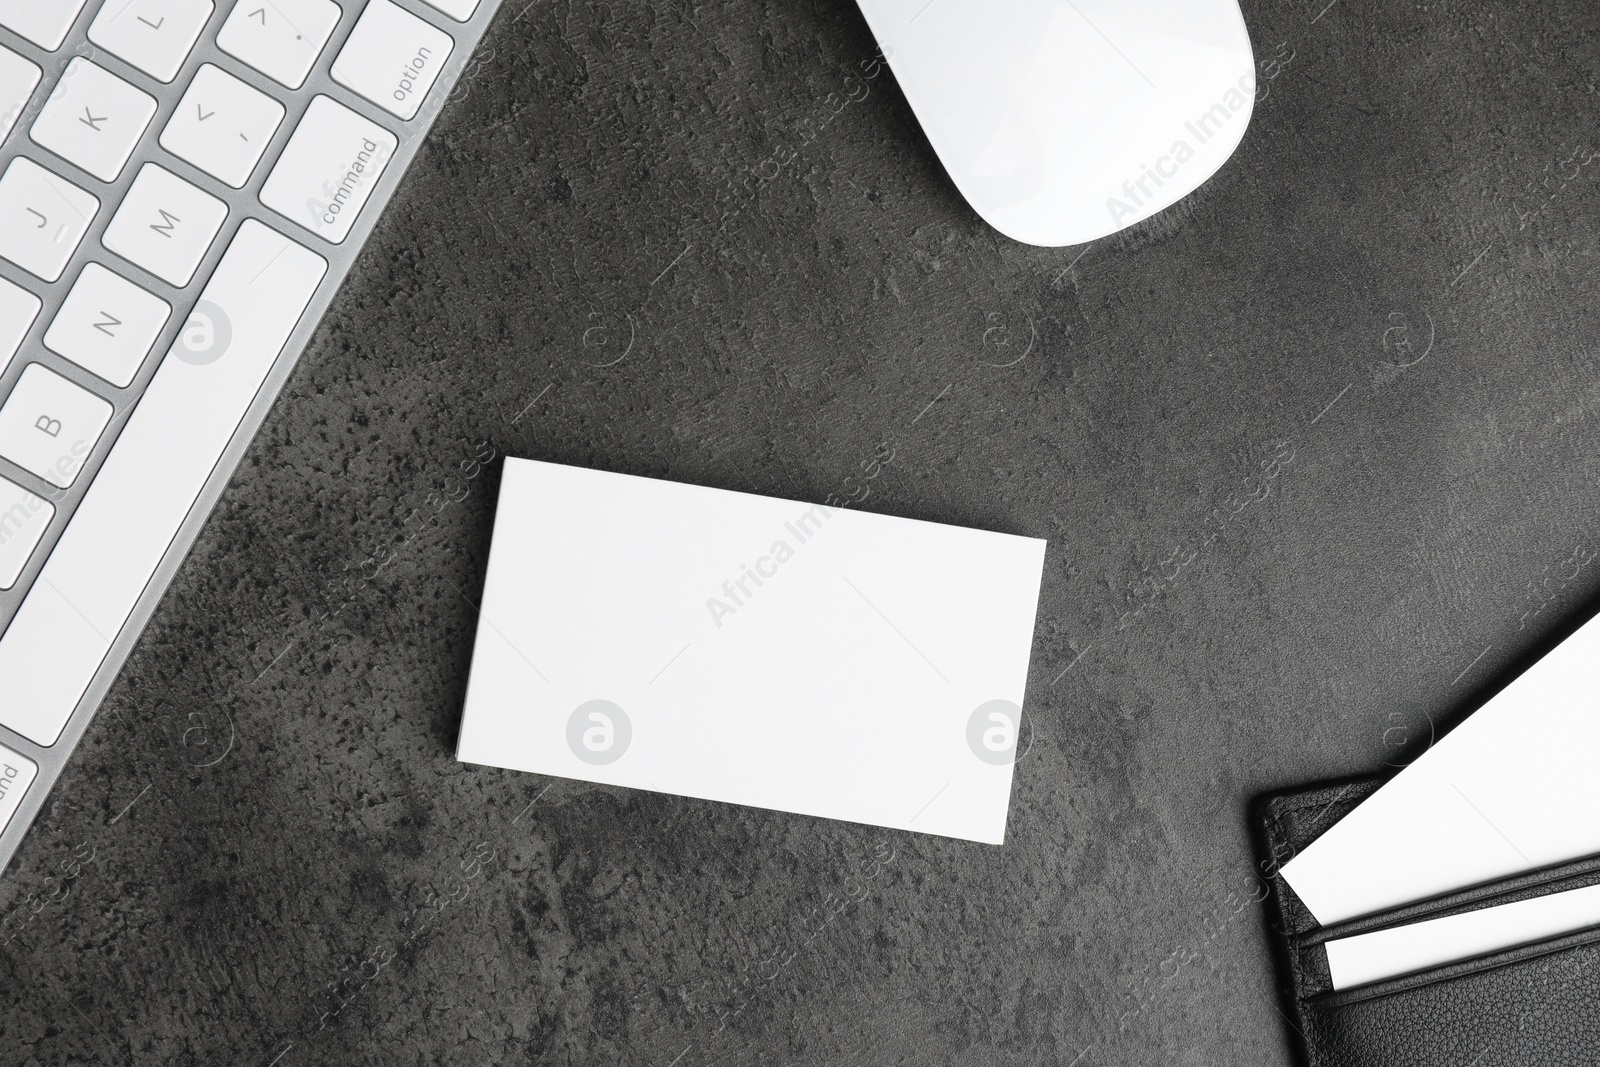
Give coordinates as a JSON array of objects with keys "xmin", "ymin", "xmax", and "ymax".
[{"xmin": 0, "ymin": 365, "xmax": 113, "ymax": 488}]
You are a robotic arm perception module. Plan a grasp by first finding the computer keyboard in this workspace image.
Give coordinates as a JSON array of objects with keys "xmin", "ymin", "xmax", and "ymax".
[{"xmin": 0, "ymin": 0, "xmax": 501, "ymax": 873}]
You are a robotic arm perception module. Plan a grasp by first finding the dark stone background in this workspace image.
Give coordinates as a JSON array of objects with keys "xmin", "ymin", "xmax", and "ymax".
[{"xmin": 5, "ymin": 0, "xmax": 1599, "ymax": 1063}]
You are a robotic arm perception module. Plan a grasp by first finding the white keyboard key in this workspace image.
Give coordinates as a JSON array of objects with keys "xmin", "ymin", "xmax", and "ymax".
[
  {"xmin": 0, "ymin": 362, "xmax": 112, "ymax": 487},
  {"xmin": 29, "ymin": 58, "xmax": 157, "ymax": 183},
  {"xmin": 0, "ymin": 276, "xmax": 40, "ymax": 368},
  {"xmin": 0, "ymin": 474, "xmax": 52, "ymax": 588},
  {"xmin": 260, "ymin": 94, "xmax": 395, "ymax": 242},
  {"xmin": 0, "ymin": 0, "xmax": 89, "ymax": 49},
  {"xmin": 0, "ymin": 220, "xmax": 325, "ymax": 746},
  {"xmin": 0, "ymin": 157, "xmax": 99, "ymax": 282},
  {"xmin": 0, "ymin": 45, "xmax": 41, "ymax": 143},
  {"xmin": 0, "ymin": 740, "xmax": 37, "ymax": 835},
  {"xmin": 88, "ymin": 0, "xmax": 216, "ymax": 83},
  {"xmin": 331, "ymin": 0, "xmax": 451, "ymax": 121},
  {"xmin": 159, "ymin": 63, "xmax": 284, "ymax": 187},
  {"xmin": 45, "ymin": 263, "xmax": 171, "ymax": 386},
  {"xmin": 416, "ymin": 0, "xmax": 477, "ymax": 22},
  {"xmin": 102, "ymin": 162, "xmax": 227, "ymax": 286},
  {"xmin": 216, "ymin": 0, "xmax": 341, "ymax": 90}
]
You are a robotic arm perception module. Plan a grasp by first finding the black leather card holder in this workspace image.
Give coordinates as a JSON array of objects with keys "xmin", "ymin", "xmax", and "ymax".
[{"xmin": 1254, "ymin": 776, "xmax": 1600, "ymax": 1066}]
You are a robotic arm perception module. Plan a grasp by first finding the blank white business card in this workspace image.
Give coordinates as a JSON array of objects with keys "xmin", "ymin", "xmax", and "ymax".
[
  {"xmin": 1325, "ymin": 881, "xmax": 1600, "ymax": 990},
  {"xmin": 1282, "ymin": 613, "xmax": 1600, "ymax": 925},
  {"xmin": 457, "ymin": 458, "xmax": 1048, "ymax": 844}
]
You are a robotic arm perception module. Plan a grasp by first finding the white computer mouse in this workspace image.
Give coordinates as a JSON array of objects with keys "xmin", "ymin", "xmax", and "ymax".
[{"xmin": 853, "ymin": 0, "xmax": 1256, "ymax": 247}]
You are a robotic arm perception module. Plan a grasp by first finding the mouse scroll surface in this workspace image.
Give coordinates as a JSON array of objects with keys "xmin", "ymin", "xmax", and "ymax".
[{"xmin": 855, "ymin": 0, "xmax": 1256, "ymax": 246}]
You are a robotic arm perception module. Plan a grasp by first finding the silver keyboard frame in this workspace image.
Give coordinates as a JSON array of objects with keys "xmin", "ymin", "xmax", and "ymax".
[{"xmin": 0, "ymin": 0, "xmax": 504, "ymax": 873}]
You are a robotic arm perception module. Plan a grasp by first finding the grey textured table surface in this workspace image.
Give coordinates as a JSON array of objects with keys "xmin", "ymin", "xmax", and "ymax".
[{"xmin": 6, "ymin": 0, "xmax": 1600, "ymax": 1064}]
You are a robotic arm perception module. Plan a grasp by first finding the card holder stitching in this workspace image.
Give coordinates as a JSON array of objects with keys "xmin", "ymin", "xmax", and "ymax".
[
  {"xmin": 1299, "ymin": 870, "xmax": 1600, "ymax": 966},
  {"xmin": 1261, "ymin": 778, "xmax": 1382, "ymax": 851},
  {"xmin": 1292, "ymin": 853, "xmax": 1600, "ymax": 951},
  {"xmin": 1293, "ymin": 862, "xmax": 1600, "ymax": 1012},
  {"xmin": 1309, "ymin": 921, "xmax": 1600, "ymax": 1007},
  {"xmin": 1255, "ymin": 794, "xmax": 1324, "ymax": 1060},
  {"xmin": 1267, "ymin": 787, "xmax": 1357, "ymax": 824},
  {"xmin": 1258, "ymin": 781, "xmax": 1378, "ymax": 940},
  {"xmin": 1255, "ymin": 778, "xmax": 1388, "ymax": 1060}
]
